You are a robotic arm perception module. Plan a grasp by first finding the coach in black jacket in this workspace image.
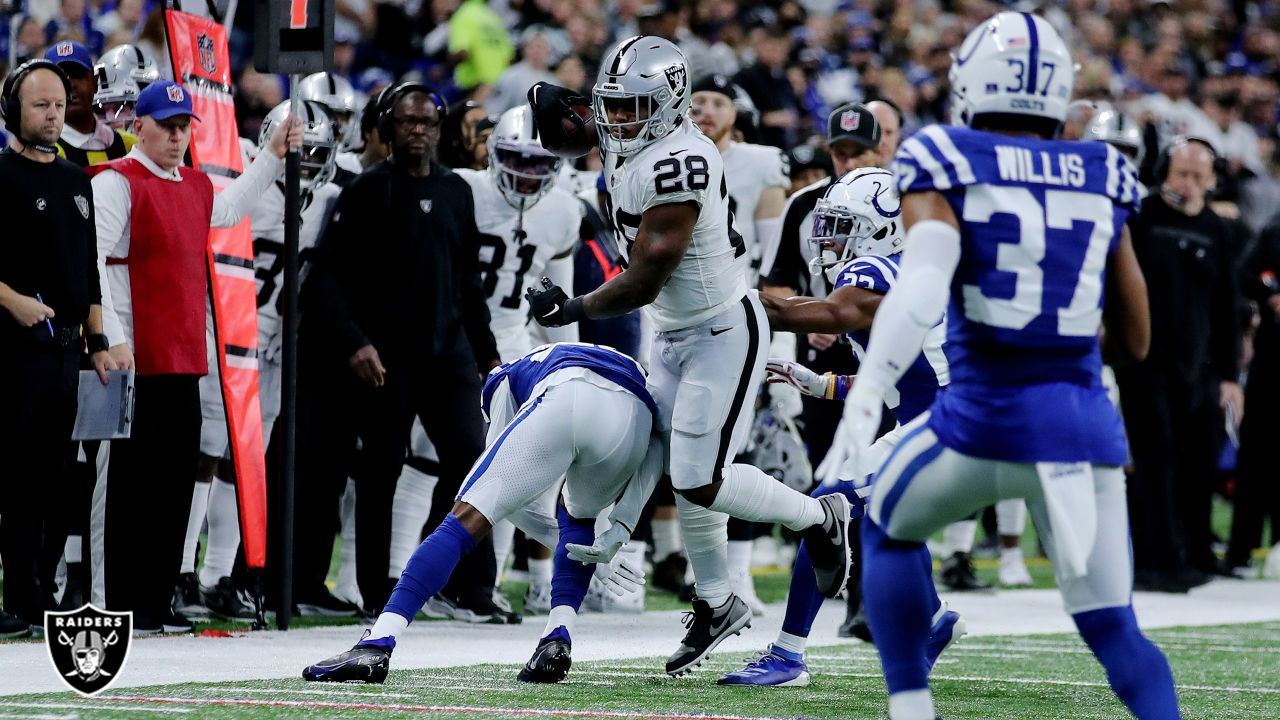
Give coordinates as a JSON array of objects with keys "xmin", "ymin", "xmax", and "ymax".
[{"xmin": 293, "ymin": 83, "xmax": 501, "ymax": 616}]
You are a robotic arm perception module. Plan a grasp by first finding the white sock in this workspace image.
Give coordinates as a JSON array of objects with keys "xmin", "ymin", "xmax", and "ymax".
[
  {"xmin": 491, "ymin": 520, "xmax": 516, "ymax": 584},
  {"xmin": 709, "ymin": 464, "xmax": 824, "ymax": 531},
  {"xmin": 390, "ymin": 464, "xmax": 436, "ymax": 576},
  {"xmin": 996, "ymin": 499, "xmax": 1026, "ymax": 537},
  {"xmin": 199, "ymin": 477, "xmax": 240, "ymax": 588},
  {"xmin": 651, "ymin": 518, "xmax": 681, "ymax": 561},
  {"xmin": 336, "ymin": 478, "xmax": 358, "ymax": 593},
  {"xmin": 1000, "ymin": 547, "xmax": 1024, "ymax": 565},
  {"xmin": 182, "ymin": 481, "xmax": 211, "ymax": 575},
  {"xmin": 543, "ymin": 605, "xmax": 577, "ymax": 638},
  {"xmin": 675, "ymin": 494, "xmax": 731, "ymax": 607},
  {"xmin": 774, "ymin": 630, "xmax": 807, "ymax": 656},
  {"xmin": 727, "ymin": 540, "xmax": 752, "ymax": 577},
  {"xmin": 528, "ymin": 557, "xmax": 552, "ymax": 588},
  {"xmin": 943, "ymin": 520, "xmax": 978, "ymax": 556},
  {"xmin": 888, "ymin": 688, "xmax": 936, "ymax": 720},
  {"xmin": 367, "ymin": 611, "xmax": 409, "ymax": 642}
]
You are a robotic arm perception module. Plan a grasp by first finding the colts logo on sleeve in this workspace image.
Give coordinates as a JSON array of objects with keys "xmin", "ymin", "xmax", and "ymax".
[{"xmin": 45, "ymin": 605, "xmax": 133, "ymax": 695}]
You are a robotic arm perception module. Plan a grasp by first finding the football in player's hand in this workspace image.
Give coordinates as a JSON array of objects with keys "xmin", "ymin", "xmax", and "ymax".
[{"xmin": 528, "ymin": 81, "xmax": 597, "ymax": 159}]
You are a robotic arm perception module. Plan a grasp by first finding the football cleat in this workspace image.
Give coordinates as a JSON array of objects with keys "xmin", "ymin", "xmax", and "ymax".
[
  {"xmin": 523, "ymin": 583, "xmax": 552, "ymax": 615},
  {"xmin": 172, "ymin": 572, "xmax": 210, "ymax": 620},
  {"xmin": 802, "ymin": 494, "xmax": 853, "ymax": 598},
  {"xmin": 729, "ymin": 567, "xmax": 766, "ymax": 617},
  {"xmin": 303, "ymin": 631, "xmax": 394, "ymax": 683},
  {"xmin": 718, "ymin": 647, "xmax": 810, "ymax": 687},
  {"xmin": 998, "ymin": 551, "xmax": 1033, "ymax": 588},
  {"xmin": 940, "ymin": 552, "xmax": 992, "ymax": 592},
  {"xmin": 201, "ymin": 576, "xmax": 256, "ymax": 620},
  {"xmin": 665, "ymin": 595, "xmax": 751, "ymax": 676},
  {"xmin": 926, "ymin": 603, "xmax": 966, "ymax": 670},
  {"xmin": 516, "ymin": 627, "xmax": 572, "ymax": 683}
]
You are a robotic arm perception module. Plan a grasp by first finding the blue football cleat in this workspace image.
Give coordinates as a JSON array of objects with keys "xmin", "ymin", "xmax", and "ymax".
[
  {"xmin": 717, "ymin": 647, "xmax": 811, "ymax": 687},
  {"xmin": 926, "ymin": 603, "xmax": 966, "ymax": 670},
  {"xmin": 302, "ymin": 631, "xmax": 395, "ymax": 683}
]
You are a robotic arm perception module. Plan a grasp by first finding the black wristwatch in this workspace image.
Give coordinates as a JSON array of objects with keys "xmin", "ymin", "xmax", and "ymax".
[{"xmin": 87, "ymin": 333, "xmax": 110, "ymax": 354}]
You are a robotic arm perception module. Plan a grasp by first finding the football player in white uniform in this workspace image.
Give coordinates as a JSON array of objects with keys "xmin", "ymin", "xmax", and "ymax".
[
  {"xmin": 297, "ymin": 72, "xmax": 365, "ymax": 176},
  {"xmin": 179, "ymin": 100, "xmax": 344, "ymax": 619},
  {"xmin": 527, "ymin": 36, "xmax": 852, "ymax": 677},
  {"xmin": 456, "ymin": 104, "xmax": 582, "ymax": 613}
]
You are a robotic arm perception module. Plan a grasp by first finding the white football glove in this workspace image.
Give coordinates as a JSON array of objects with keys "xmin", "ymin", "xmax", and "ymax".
[
  {"xmin": 600, "ymin": 554, "xmax": 646, "ymax": 596},
  {"xmin": 565, "ymin": 522, "xmax": 630, "ymax": 566},
  {"xmin": 765, "ymin": 358, "xmax": 829, "ymax": 398},
  {"xmin": 830, "ymin": 383, "xmax": 885, "ymax": 485}
]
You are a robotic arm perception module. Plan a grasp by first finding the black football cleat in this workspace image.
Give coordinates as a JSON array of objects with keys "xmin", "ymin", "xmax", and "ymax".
[
  {"xmin": 665, "ymin": 595, "xmax": 751, "ymax": 676},
  {"xmin": 303, "ymin": 631, "xmax": 394, "ymax": 683},
  {"xmin": 803, "ymin": 494, "xmax": 853, "ymax": 598},
  {"xmin": 517, "ymin": 627, "xmax": 572, "ymax": 683},
  {"xmin": 940, "ymin": 551, "xmax": 992, "ymax": 592}
]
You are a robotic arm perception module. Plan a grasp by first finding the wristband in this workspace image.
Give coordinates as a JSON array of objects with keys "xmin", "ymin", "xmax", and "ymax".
[
  {"xmin": 564, "ymin": 296, "xmax": 587, "ymax": 323},
  {"xmin": 87, "ymin": 333, "xmax": 110, "ymax": 354},
  {"xmin": 822, "ymin": 373, "xmax": 852, "ymax": 401}
]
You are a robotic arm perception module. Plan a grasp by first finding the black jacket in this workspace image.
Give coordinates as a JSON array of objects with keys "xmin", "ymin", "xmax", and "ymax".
[{"xmin": 302, "ymin": 159, "xmax": 498, "ymax": 369}]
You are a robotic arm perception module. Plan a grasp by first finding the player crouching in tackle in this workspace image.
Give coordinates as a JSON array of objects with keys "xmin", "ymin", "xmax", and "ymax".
[
  {"xmin": 302, "ymin": 343, "xmax": 661, "ymax": 684},
  {"xmin": 719, "ymin": 168, "xmax": 964, "ymax": 688}
]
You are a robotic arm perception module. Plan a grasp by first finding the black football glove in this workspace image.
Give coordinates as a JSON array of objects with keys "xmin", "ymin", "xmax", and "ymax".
[
  {"xmin": 527, "ymin": 81, "xmax": 597, "ymax": 160},
  {"xmin": 526, "ymin": 277, "xmax": 586, "ymax": 328}
]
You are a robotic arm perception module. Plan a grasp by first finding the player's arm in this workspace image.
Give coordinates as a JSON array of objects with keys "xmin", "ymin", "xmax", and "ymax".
[
  {"xmin": 759, "ymin": 284, "xmax": 883, "ymax": 334},
  {"xmin": 584, "ymin": 201, "xmax": 695, "ymax": 317},
  {"xmin": 1102, "ymin": 225, "xmax": 1150, "ymax": 366}
]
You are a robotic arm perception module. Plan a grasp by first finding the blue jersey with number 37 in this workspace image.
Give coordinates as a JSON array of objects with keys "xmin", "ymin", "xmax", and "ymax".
[{"xmin": 891, "ymin": 125, "xmax": 1141, "ymax": 465}]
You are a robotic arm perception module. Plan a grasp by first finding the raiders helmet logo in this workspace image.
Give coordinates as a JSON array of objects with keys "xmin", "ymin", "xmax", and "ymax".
[
  {"xmin": 56, "ymin": 42, "xmax": 73, "ymax": 57},
  {"xmin": 74, "ymin": 195, "xmax": 90, "ymax": 219},
  {"xmin": 840, "ymin": 111, "xmax": 861, "ymax": 132},
  {"xmin": 664, "ymin": 65, "xmax": 687, "ymax": 98},
  {"xmin": 45, "ymin": 604, "xmax": 132, "ymax": 695},
  {"xmin": 167, "ymin": 85, "xmax": 184, "ymax": 103}
]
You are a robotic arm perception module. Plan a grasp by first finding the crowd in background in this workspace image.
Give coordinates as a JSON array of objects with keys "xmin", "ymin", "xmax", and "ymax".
[{"xmin": 1, "ymin": 0, "xmax": 1278, "ymax": 635}]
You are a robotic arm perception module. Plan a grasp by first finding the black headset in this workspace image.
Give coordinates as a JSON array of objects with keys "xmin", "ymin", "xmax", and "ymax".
[
  {"xmin": 375, "ymin": 81, "xmax": 448, "ymax": 142},
  {"xmin": 1, "ymin": 59, "xmax": 72, "ymax": 151},
  {"xmin": 1153, "ymin": 135, "xmax": 1219, "ymax": 185}
]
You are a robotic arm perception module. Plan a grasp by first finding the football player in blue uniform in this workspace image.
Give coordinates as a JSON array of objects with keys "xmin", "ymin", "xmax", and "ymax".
[
  {"xmin": 833, "ymin": 12, "xmax": 1178, "ymax": 720},
  {"xmin": 719, "ymin": 168, "xmax": 963, "ymax": 687},
  {"xmin": 302, "ymin": 343, "xmax": 662, "ymax": 685}
]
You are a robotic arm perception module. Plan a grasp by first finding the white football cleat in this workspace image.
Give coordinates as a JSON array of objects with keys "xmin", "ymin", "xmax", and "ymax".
[{"xmin": 999, "ymin": 550, "xmax": 1033, "ymax": 588}]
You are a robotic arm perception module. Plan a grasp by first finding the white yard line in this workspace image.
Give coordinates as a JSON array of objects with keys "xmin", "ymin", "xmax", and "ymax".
[{"xmin": 0, "ymin": 579, "xmax": 1276, "ymax": 696}]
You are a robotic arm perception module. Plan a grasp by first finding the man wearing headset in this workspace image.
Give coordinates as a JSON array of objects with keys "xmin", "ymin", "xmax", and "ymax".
[
  {"xmin": 295, "ymin": 82, "xmax": 502, "ymax": 617},
  {"xmin": 1116, "ymin": 136, "xmax": 1244, "ymax": 594},
  {"xmin": 0, "ymin": 59, "xmax": 114, "ymax": 638}
]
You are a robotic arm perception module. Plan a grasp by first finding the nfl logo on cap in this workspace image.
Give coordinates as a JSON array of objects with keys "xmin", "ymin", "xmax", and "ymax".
[
  {"xmin": 167, "ymin": 85, "xmax": 184, "ymax": 103},
  {"xmin": 840, "ymin": 111, "xmax": 860, "ymax": 132},
  {"xmin": 56, "ymin": 42, "xmax": 73, "ymax": 57}
]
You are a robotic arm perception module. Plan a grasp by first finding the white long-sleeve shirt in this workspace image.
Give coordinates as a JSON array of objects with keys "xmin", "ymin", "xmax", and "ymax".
[{"xmin": 93, "ymin": 146, "xmax": 284, "ymax": 348}]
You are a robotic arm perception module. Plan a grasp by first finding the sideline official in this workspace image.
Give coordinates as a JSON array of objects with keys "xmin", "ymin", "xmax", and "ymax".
[
  {"xmin": 0, "ymin": 59, "xmax": 114, "ymax": 637},
  {"xmin": 296, "ymin": 82, "xmax": 501, "ymax": 616},
  {"xmin": 91, "ymin": 79, "xmax": 301, "ymax": 633}
]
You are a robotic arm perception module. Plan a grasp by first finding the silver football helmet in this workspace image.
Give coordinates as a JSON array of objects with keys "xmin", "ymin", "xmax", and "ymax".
[
  {"xmin": 258, "ymin": 100, "xmax": 337, "ymax": 191},
  {"xmin": 809, "ymin": 167, "xmax": 903, "ymax": 285},
  {"xmin": 296, "ymin": 72, "xmax": 363, "ymax": 150},
  {"xmin": 93, "ymin": 44, "xmax": 160, "ymax": 129},
  {"xmin": 745, "ymin": 407, "xmax": 813, "ymax": 494},
  {"xmin": 593, "ymin": 36, "xmax": 691, "ymax": 157},
  {"xmin": 1083, "ymin": 105, "xmax": 1145, "ymax": 165},
  {"xmin": 487, "ymin": 105, "xmax": 562, "ymax": 209}
]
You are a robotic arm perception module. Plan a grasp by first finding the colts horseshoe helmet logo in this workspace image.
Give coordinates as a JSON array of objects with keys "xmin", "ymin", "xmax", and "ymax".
[{"xmin": 44, "ymin": 604, "xmax": 133, "ymax": 695}]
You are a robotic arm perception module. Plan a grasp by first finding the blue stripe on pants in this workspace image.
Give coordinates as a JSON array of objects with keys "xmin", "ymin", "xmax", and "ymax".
[
  {"xmin": 457, "ymin": 395, "xmax": 544, "ymax": 499},
  {"xmin": 876, "ymin": 432, "xmax": 944, "ymax": 529}
]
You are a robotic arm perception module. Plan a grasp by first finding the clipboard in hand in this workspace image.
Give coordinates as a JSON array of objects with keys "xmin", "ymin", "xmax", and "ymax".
[{"xmin": 72, "ymin": 369, "xmax": 136, "ymax": 441}]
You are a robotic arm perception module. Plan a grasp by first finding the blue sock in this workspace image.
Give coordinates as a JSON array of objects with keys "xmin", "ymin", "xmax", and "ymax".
[
  {"xmin": 384, "ymin": 514, "xmax": 477, "ymax": 621},
  {"xmin": 543, "ymin": 625, "xmax": 572, "ymax": 644},
  {"xmin": 862, "ymin": 517, "xmax": 933, "ymax": 694},
  {"xmin": 551, "ymin": 503, "xmax": 596, "ymax": 611},
  {"xmin": 779, "ymin": 540, "xmax": 826, "ymax": 638},
  {"xmin": 772, "ymin": 645, "xmax": 803, "ymax": 662},
  {"xmin": 918, "ymin": 544, "xmax": 942, "ymax": 620},
  {"xmin": 1073, "ymin": 606, "xmax": 1181, "ymax": 719}
]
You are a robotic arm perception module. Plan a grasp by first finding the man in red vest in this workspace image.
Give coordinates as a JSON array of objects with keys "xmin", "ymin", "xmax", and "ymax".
[{"xmin": 90, "ymin": 79, "xmax": 301, "ymax": 634}]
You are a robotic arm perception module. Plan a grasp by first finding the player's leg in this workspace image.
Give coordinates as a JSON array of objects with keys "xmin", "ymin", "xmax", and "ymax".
[
  {"xmin": 304, "ymin": 384, "xmax": 578, "ymax": 683},
  {"xmin": 1031, "ymin": 467, "xmax": 1181, "ymax": 720},
  {"xmin": 177, "ymin": 363, "xmax": 226, "ymax": 619},
  {"xmin": 995, "ymin": 498, "xmax": 1032, "ymax": 587},
  {"xmin": 863, "ymin": 428, "xmax": 996, "ymax": 720}
]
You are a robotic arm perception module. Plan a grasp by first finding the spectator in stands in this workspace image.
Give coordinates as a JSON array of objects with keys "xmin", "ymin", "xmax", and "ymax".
[
  {"xmin": 447, "ymin": 0, "xmax": 513, "ymax": 98},
  {"xmin": 734, "ymin": 25, "xmax": 800, "ymax": 149},
  {"xmin": 484, "ymin": 26, "xmax": 557, "ymax": 116},
  {"xmin": 93, "ymin": 0, "xmax": 142, "ymax": 40},
  {"xmin": 1118, "ymin": 138, "xmax": 1244, "ymax": 593},
  {"xmin": 43, "ymin": 0, "xmax": 102, "ymax": 56}
]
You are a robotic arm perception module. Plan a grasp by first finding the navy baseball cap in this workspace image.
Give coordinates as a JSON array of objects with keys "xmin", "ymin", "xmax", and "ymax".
[
  {"xmin": 135, "ymin": 80, "xmax": 202, "ymax": 122},
  {"xmin": 45, "ymin": 41, "xmax": 93, "ymax": 72}
]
